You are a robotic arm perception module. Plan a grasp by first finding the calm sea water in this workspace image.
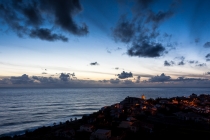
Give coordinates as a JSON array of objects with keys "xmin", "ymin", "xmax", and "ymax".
[{"xmin": 1, "ymin": 87, "xmax": 210, "ymax": 136}]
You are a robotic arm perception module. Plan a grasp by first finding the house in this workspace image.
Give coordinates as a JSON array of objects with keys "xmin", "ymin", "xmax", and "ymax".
[
  {"xmin": 118, "ymin": 121, "xmax": 133, "ymax": 128},
  {"xmin": 111, "ymin": 103, "xmax": 123, "ymax": 109},
  {"xmin": 80, "ymin": 124, "xmax": 94, "ymax": 132},
  {"xmin": 126, "ymin": 116, "xmax": 137, "ymax": 122},
  {"xmin": 159, "ymin": 100, "xmax": 169, "ymax": 104},
  {"xmin": 174, "ymin": 112, "xmax": 202, "ymax": 121},
  {"xmin": 130, "ymin": 122, "xmax": 140, "ymax": 132},
  {"xmin": 88, "ymin": 117, "xmax": 96, "ymax": 123},
  {"xmin": 120, "ymin": 97, "xmax": 144, "ymax": 108},
  {"xmin": 190, "ymin": 93, "xmax": 197, "ymax": 99},
  {"xmin": 101, "ymin": 106, "xmax": 108, "ymax": 111},
  {"xmin": 141, "ymin": 94, "xmax": 146, "ymax": 100},
  {"xmin": 172, "ymin": 100, "xmax": 178, "ymax": 104},
  {"xmin": 55, "ymin": 128, "xmax": 75, "ymax": 138},
  {"xmin": 90, "ymin": 129, "xmax": 111, "ymax": 140}
]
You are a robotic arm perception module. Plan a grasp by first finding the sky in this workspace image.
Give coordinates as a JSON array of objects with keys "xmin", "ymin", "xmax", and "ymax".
[{"xmin": 0, "ymin": 0, "xmax": 210, "ymax": 87}]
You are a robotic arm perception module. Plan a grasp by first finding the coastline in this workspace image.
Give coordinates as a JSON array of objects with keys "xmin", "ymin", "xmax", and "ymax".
[{"xmin": 1, "ymin": 93, "xmax": 210, "ymax": 139}]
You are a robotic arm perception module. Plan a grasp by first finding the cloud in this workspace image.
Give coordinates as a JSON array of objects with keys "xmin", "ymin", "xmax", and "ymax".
[
  {"xmin": 32, "ymin": 76, "xmax": 58, "ymax": 83},
  {"xmin": 203, "ymin": 42, "xmax": 210, "ymax": 48},
  {"xmin": 112, "ymin": 16, "xmax": 135, "ymax": 43},
  {"xmin": 175, "ymin": 56, "xmax": 185, "ymax": 61},
  {"xmin": 146, "ymin": 10, "xmax": 173, "ymax": 25},
  {"xmin": 115, "ymin": 47, "xmax": 122, "ymax": 51},
  {"xmin": 110, "ymin": 78, "xmax": 120, "ymax": 84},
  {"xmin": 59, "ymin": 73, "xmax": 70, "ymax": 81},
  {"xmin": 134, "ymin": 0, "xmax": 154, "ymax": 9},
  {"xmin": 136, "ymin": 76, "xmax": 141, "ymax": 83},
  {"xmin": 149, "ymin": 73, "xmax": 171, "ymax": 82},
  {"xmin": 207, "ymin": 72, "xmax": 210, "ymax": 74},
  {"xmin": 29, "ymin": 28, "xmax": 68, "ymax": 42},
  {"xmin": 9, "ymin": 74, "xmax": 33, "ymax": 84},
  {"xmin": 178, "ymin": 61, "xmax": 185, "ymax": 65},
  {"xmin": 175, "ymin": 77, "xmax": 208, "ymax": 82},
  {"xmin": 194, "ymin": 38, "xmax": 200, "ymax": 44},
  {"xmin": 0, "ymin": 0, "xmax": 88, "ymax": 41},
  {"xmin": 70, "ymin": 73, "xmax": 76, "ymax": 77},
  {"xmin": 127, "ymin": 42, "xmax": 166, "ymax": 58},
  {"xmin": 196, "ymin": 63, "xmax": 206, "ymax": 67},
  {"xmin": 112, "ymin": 0, "xmax": 178, "ymax": 58},
  {"xmin": 90, "ymin": 62, "xmax": 99, "ymax": 66},
  {"xmin": 174, "ymin": 56, "xmax": 185, "ymax": 65},
  {"xmin": 107, "ymin": 50, "xmax": 111, "ymax": 54},
  {"xmin": 188, "ymin": 60, "xmax": 198, "ymax": 64},
  {"xmin": 205, "ymin": 53, "xmax": 210, "ymax": 60},
  {"xmin": 115, "ymin": 67, "xmax": 119, "ymax": 70},
  {"xmin": 164, "ymin": 60, "xmax": 175, "ymax": 66},
  {"xmin": 123, "ymin": 80, "xmax": 133, "ymax": 84},
  {"xmin": 117, "ymin": 71, "xmax": 133, "ymax": 79},
  {"xmin": 42, "ymin": 72, "xmax": 47, "ymax": 74},
  {"xmin": 99, "ymin": 79, "xmax": 109, "ymax": 83}
]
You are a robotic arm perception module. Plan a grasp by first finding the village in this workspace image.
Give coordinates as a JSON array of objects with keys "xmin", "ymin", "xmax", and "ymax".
[{"xmin": 1, "ymin": 93, "xmax": 210, "ymax": 140}]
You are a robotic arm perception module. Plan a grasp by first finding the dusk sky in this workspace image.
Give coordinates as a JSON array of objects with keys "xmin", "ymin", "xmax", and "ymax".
[{"xmin": 1, "ymin": 0, "xmax": 210, "ymax": 87}]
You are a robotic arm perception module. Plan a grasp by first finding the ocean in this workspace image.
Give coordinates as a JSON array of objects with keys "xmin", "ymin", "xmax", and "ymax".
[{"xmin": 1, "ymin": 87, "xmax": 210, "ymax": 136}]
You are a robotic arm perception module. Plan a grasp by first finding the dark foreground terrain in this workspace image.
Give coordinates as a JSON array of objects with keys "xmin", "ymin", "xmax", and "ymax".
[{"xmin": 1, "ymin": 94, "xmax": 210, "ymax": 140}]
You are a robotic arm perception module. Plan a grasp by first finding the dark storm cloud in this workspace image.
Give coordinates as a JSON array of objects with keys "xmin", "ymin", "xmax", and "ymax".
[
  {"xmin": 112, "ymin": 0, "xmax": 178, "ymax": 58},
  {"xmin": 146, "ymin": 10, "xmax": 173, "ymax": 25},
  {"xmin": 0, "ymin": 0, "xmax": 88, "ymax": 41},
  {"xmin": 117, "ymin": 71, "xmax": 133, "ymax": 79},
  {"xmin": 90, "ymin": 62, "xmax": 99, "ymax": 66},
  {"xmin": 127, "ymin": 42, "xmax": 166, "ymax": 57},
  {"xmin": 164, "ymin": 60, "xmax": 175, "ymax": 66},
  {"xmin": 149, "ymin": 73, "xmax": 171, "ymax": 82},
  {"xmin": 29, "ymin": 28, "xmax": 68, "ymax": 42},
  {"xmin": 112, "ymin": 17, "xmax": 135, "ymax": 43},
  {"xmin": 110, "ymin": 78, "xmax": 120, "ymax": 84},
  {"xmin": 59, "ymin": 73, "xmax": 70, "ymax": 81},
  {"xmin": 203, "ymin": 42, "xmax": 210, "ymax": 48},
  {"xmin": 135, "ymin": 0, "xmax": 154, "ymax": 8}
]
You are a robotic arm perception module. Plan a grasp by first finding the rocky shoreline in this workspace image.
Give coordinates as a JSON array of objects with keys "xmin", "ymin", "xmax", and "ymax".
[{"xmin": 1, "ymin": 94, "xmax": 210, "ymax": 140}]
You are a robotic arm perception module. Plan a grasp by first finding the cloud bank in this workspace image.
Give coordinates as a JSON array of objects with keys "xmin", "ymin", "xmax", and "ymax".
[
  {"xmin": 112, "ymin": 0, "xmax": 179, "ymax": 58},
  {"xmin": 1, "ymin": 72, "xmax": 210, "ymax": 87},
  {"xmin": 0, "ymin": 0, "xmax": 88, "ymax": 42}
]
